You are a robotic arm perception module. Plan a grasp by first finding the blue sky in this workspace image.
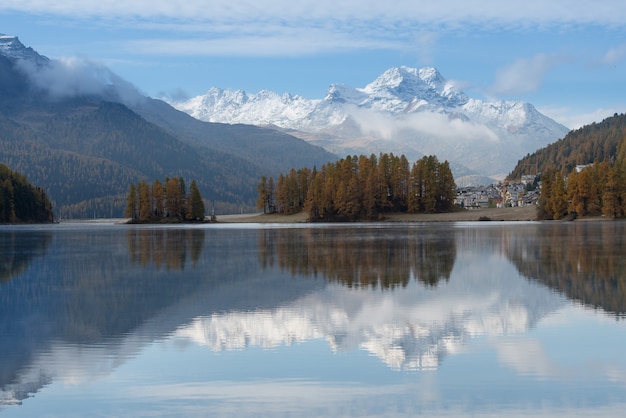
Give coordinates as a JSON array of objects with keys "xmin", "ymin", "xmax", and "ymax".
[{"xmin": 2, "ymin": 0, "xmax": 626, "ymax": 129}]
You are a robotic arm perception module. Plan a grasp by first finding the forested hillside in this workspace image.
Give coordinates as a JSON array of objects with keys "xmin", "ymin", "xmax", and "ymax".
[
  {"xmin": 0, "ymin": 102, "xmax": 262, "ymax": 218},
  {"xmin": 0, "ymin": 41, "xmax": 336, "ymax": 218},
  {"xmin": 0, "ymin": 163, "xmax": 53, "ymax": 223},
  {"xmin": 508, "ymin": 113, "xmax": 626, "ymax": 179},
  {"xmin": 508, "ymin": 113, "xmax": 626, "ymax": 220}
]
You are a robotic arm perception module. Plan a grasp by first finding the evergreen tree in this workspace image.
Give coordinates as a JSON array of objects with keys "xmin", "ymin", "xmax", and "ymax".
[
  {"xmin": 267, "ymin": 176, "xmax": 276, "ymax": 213},
  {"xmin": 0, "ymin": 163, "xmax": 53, "ymax": 223},
  {"xmin": 188, "ymin": 180, "xmax": 205, "ymax": 220}
]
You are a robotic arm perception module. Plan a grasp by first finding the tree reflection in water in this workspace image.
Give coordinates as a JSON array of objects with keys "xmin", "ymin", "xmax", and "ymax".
[
  {"xmin": 126, "ymin": 228, "xmax": 205, "ymax": 270},
  {"xmin": 258, "ymin": 227, "xmax": 457, "ymax": 289},
  {"xmin": 504, "ymin": 222, "xmax": 626, "ymax": 316},
  {"xmin": 0, "ymin": 231, "xmax": 51, "ymax": 283}
]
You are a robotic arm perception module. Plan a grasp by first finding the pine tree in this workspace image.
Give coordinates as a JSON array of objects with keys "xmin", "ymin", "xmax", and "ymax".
[{"xmin": 188, "ymin": 180, "xmax": 205, "ymax": 220}]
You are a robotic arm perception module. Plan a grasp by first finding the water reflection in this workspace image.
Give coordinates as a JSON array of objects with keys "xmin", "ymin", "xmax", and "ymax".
[
  {"xmin": 503, "ymin": 222, "xmax": 626, "ymax": 316},
  {"xmin": 127, "ymin": 228, "xmax": 205, "ymax": 269},
  {"xmin": 181, "ymin": 224, "xmax": 559, "ymax": 371},
  {"xmin": 0, "ymin": 230, "xmax": 51, "ymax": 282},
  {"xmin": 1, "ymin": 222, "xmax": 625, "ymax": 415},
  {"xmin": 258, "ymin": 226, "xmax": 456, "ymax": 288}
]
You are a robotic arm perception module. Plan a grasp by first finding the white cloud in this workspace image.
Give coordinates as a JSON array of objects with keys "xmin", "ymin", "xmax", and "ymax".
[
  {"xmin": 539, "ymin": 105, "xmax": 626, "ymax": 130},
  {"xmin": 3, "ymin": 1, "xmax": 626, "ymax": 27},
  {"xmin": 3, "ymin": 1, "xmax": 626, "ymax": 59},
  {"xmin": 345, "ymin": 106, "xmax": 499, "ymax": 143},
  {"xmin": 601, "ymin": 43, "xmax": 626, "ymax": 65},
  {"xmin": 489, "ymin": 54, "xmax": 566, "ymax": 96},
  {"xmin": 126, "ymin": 29, "xmax": 401, "ymax": 57},
  {"xmin": 15, "ymin": 55, "xmax": 144, "ymax": 104}
]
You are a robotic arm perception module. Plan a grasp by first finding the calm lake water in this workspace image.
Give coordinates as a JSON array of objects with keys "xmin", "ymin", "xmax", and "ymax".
[{"xmin": 1, "ymin": 221, "xmax": 626, "ymax": 417}]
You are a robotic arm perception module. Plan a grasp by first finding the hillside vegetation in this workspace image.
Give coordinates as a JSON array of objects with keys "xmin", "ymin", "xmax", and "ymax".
[
  {"xmin": 0, "ymin": 98, "xmax": 335, "ymax": 219},
  {"xmin": 508, "ymin": 113, "xmax": 626, "ymax": 179},
  {"xmin": 0, "ymin": 163, "xmax": 53, "ymax": 223},
  {"xmin": 0, "ymin": 48, "xmax": 336, "ymax": 219},
  {"xmin": 508, "ymin": 113, "xmax": 626, "ymax": 219}
]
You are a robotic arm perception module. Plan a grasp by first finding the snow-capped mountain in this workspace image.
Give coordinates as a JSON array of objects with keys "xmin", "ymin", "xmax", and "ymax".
[
  {"xmin": 0, "ymin": 34, "xmax": 49, "ymax": 66},
  {"xmin": 173, "ymin": 66, "xmax": 570, "ymax": 184}
]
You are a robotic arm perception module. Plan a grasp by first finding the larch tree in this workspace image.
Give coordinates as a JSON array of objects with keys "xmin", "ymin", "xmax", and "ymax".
[
  {"xmin": 125, "ymin": 183, "xmax": 137, "ymax": 219},
  {"xmin": 137, "ymin": 180, "xmax": 152, "ymax": 222},
  {"xmin": 152, "ymin": 179, "xmax": 164, "ymax": 219}
]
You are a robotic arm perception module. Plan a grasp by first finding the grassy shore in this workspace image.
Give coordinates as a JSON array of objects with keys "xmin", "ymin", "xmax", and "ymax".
[{"xmin": 218, "ymin": 205, "xmax": 539, "ymax": 223}]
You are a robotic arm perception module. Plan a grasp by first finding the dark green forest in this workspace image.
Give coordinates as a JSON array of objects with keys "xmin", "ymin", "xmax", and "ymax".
[
  {"xmin": 257, "ymin": 153, "xmax": 457, "ymax": 221},
  {"xmin": 0, "ymin": 163, "xmax": 53, "ymax": 223}
]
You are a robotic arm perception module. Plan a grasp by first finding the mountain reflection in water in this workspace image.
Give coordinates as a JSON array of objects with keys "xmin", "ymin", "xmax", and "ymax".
[{"xmin": 1, "ymin": 222, "xmax": 625, "ymax": 415}]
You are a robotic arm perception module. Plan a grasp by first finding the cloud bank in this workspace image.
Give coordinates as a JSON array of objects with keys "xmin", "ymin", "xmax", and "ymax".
[
  {"xmin": 3, "ymin": 1, "xmax": 625, "ymax": 27},
  {"xmin": 16, "ymin": 56, "xmax": 144, "ymax": 104},
  {"xmin": 3, "ymin": 1, "xmax": 626, "ymax": 60}
]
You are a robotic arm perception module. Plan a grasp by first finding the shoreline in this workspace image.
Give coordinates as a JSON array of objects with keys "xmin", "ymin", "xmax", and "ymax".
[{"xmin": 217, "ymin": 205, "xmax": 539, "ymax": 223}]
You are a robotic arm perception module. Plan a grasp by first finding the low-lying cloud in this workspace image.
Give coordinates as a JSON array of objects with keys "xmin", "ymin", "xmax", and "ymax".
[
  {"xmin": 344, "ymin": 105, "xmax": 499, "ymax": 143},
  {"xmin": 16, "ymin": 55, "xmax": 144, "ymax": 104}
]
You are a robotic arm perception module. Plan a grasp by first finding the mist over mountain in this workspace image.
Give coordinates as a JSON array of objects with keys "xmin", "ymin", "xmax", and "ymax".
[
  {"xmin": 173, "ymin": 66, "xmax": 570, "ymax": 185},
  {"xmin": 0, "ymin": 35, "xmax": 336, "ymax": 217}
]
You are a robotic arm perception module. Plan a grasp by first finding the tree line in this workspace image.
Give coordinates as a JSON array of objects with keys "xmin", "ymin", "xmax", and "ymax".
[
  {"xmin": 125, "ymin": 177, "xmax": 206, "ymax": 223},
  {"xmin": 0, "ymin": 163, "xmax": 53, "ymax": 223},
  {"xmin": 538, "ymin": 161, "xmax": 626, "ymax": 219},
  {"xmin": 257, "ymin": 153, "xmax": 456, "ymax": 221}
]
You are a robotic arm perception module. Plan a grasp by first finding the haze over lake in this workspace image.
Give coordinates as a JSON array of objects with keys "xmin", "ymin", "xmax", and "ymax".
[{"xmin": 1, "ymin": 221, "xmax": 625, "ymax": 417}]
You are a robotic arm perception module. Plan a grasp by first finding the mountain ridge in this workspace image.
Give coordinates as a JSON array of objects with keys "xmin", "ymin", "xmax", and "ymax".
[
  {"xmin": 0, "ymin": 34, "xmax": 337, "ymax": 217},
  {"xmin": 172, "ymin": 66, "xmax": 570, "ymax": 184}
]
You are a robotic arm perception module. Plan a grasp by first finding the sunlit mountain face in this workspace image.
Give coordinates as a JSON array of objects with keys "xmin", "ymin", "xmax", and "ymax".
[{"xmin": 173, "ymin": 66, "xmax": 570, "ymax": 184}]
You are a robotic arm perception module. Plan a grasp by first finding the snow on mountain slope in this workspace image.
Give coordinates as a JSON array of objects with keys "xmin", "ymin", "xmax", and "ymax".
[
  {"xmin": 172, "ymin": 66, "xmax": 570, "ymax": 184},
  {"xmin": 0, "ymin": 34, "xmax": 49, "ymax": 66}
]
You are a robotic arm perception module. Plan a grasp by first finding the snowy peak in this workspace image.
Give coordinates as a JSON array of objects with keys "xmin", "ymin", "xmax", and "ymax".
[
  {"xmin": 171, "ymin": 66, "xmax": 570, "ymax": 183},
  {"xmin": 0, "ymin": 34, "xmax": 49, "ymax": 66},
  {"xmin": 357, "ymin": 66, "xmax": 469, "ymax": 111},
  {"xmin": 176, "ymin": 86, "xmax": 321, "ymax": 127}
]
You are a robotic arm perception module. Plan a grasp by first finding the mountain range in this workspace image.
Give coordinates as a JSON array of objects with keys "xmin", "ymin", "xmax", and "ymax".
[
  {"xmin": 0, "ymin": 35, "xmax": 336, "ymax": 217},
  {"xmin": 173, "ymin": 66, "xmax": 570, "ymax": 185}
]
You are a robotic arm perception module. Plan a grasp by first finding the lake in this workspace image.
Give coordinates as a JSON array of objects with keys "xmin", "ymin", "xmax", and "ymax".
[{"xmin": 1, "ymin": 221, "xmax": 625, "ymax": 417}]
